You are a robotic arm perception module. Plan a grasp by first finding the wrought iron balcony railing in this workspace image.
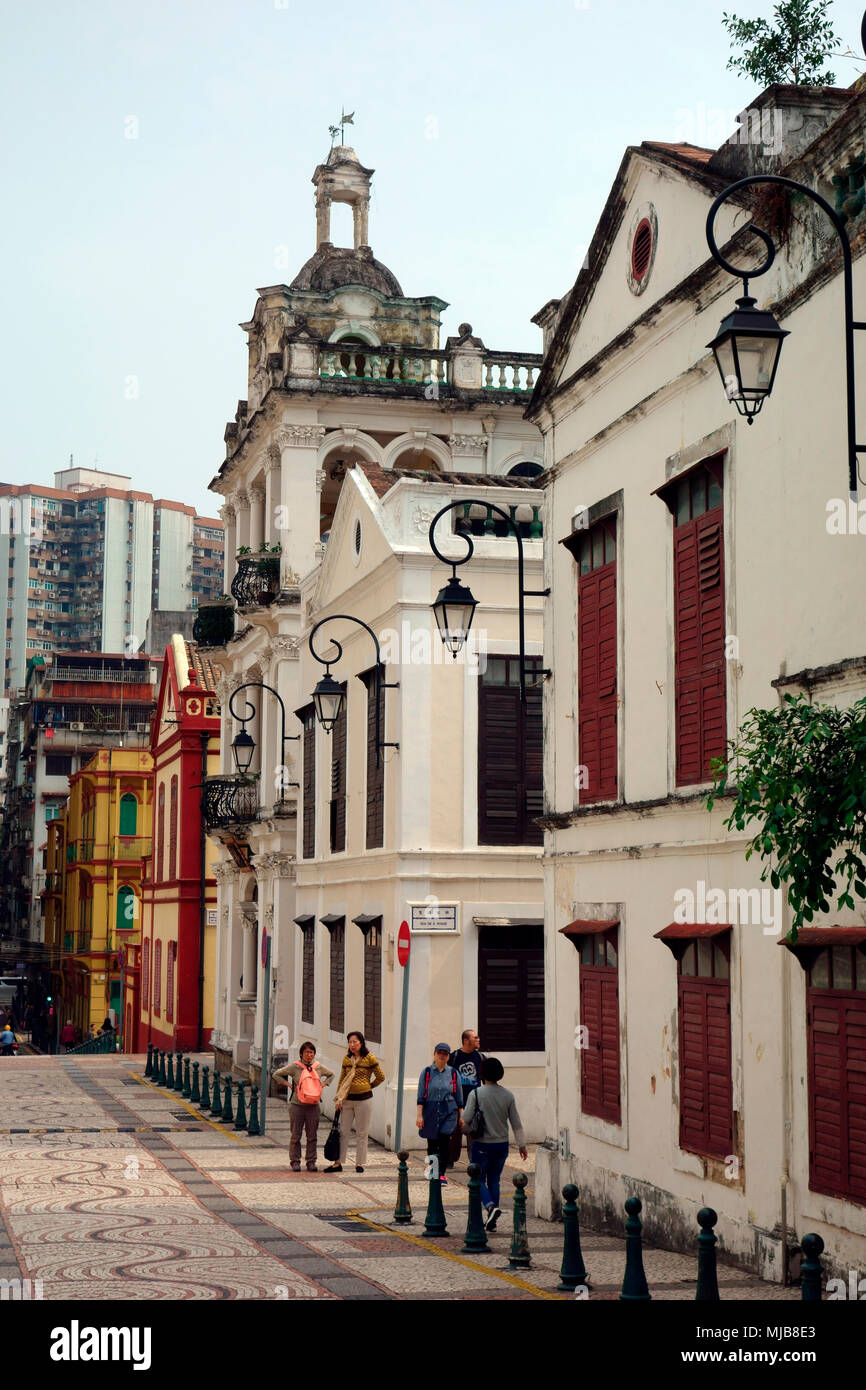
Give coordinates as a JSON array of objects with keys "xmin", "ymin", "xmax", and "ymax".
[
  {"xmin": 202, "ymin": 775, "xmax": 259, "ymax": 828},
  {"xmin": 230, "ymin": 557, "xmax": 280, "ymax": 609},
  {"xmin": 113, "ymin": 835, "xmax": 152, "ymax": 861},
  {"xmin": 192, "ymin": 602, "xmax": 235, "ymax": 647}
]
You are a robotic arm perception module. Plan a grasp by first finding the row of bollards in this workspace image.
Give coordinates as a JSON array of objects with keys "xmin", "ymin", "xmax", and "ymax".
[
  {"xmin": 391, "ymin": 1151, "xmax": 828, "ymax": 1299},
  {"xmin": 143, "ymin": 1042, "xmax": 261, "ymax": 1137}
]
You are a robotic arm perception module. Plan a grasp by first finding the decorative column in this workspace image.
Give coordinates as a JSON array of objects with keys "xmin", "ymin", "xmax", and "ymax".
[
  {"xmin": 239, "ymin": 905, "xmax": 258, "ymax": 1001},
  {"xmin": 276, "ymin": 425, "xmax": 326, "ymax": 581},
  {"xmin": 355, "ymin": 197, "xmax": 370, "ymax": 249},
  {"xmin": 315, "ymin": 194, "xmax": 331, "ymax": 248},
  {"xmin": 234, "ymin": 490, "xmax": 251, "ymax": 551},
  {"xmin": 266, "ymin": 853, "xmax": 296, "ymax": 1056},
  {"xmin": 263, "ymin": 446, "xmax": 282, "ymax": 550},
  {"xmin": 248, "ymin": 480, "xmax": 265, "ymax": 552},
  {"xmin": 448, "ymin": 433, "xmax": 488, "ymax": 473},
  {"xmin": 211, "ymin": 860, "xmax": 240, "ymax": 1045},
  {"xmin": 218, "ymin": 504, "xmax": 236, "ymax": 591}
]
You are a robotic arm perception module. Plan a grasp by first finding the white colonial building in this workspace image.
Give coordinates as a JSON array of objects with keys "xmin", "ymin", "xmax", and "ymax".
[
  {"xmin": 201, "ymin": 143, "xmax": 546, "ymax": 1144},
  {"xmin": 528, "ymin": 81, "xmax": 866, "ymax": 1281}
]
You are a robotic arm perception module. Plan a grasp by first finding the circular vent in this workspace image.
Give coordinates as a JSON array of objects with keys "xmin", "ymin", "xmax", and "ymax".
[{"xmin": 631, "ymin": 218, "xmax": 653, "ymax": 283}]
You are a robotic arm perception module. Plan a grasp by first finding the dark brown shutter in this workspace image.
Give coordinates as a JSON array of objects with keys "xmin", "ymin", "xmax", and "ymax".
[
  {"xmin": 157, "ymin": 783, "xmax": 165, "ymax": 882},
  {"xmin": 169, "ymin": 776, "xmax": 178, "ymax": 881},
  {"xmin": 578, "ymin": 551, "xmax": 617, "ymax": 803},
  {"xmin": 808, "ymin": 990, "xmax": 866, "ymax": 1202},
  {"xmin": 363, "ymin": 919, "xmax": 382, "ymax": 1043},
  {"xmin": 301, "ymin": 707, "xmax": 315, "ymax": 859},
  {"xmin": 674, "ymin": 507, "xmax": 725, "ymax": 785},
  {"xmin": 301, "ymin": 924, "xmax": 315, "ymax": 1023},
  {"xmin": 328, "ymin": 918, "xmax": 345, "ymax": 1034},
  {"xmin": 329, "ymin": 685, "xmax": 347, "ymax": 854},
  {"xmin": 478, "ymin": 657, "xmax": 543, "ymax": 845},
  {"xmin": 364, "ymin": 672, "xmax": 384, "ymax": 850},
  {"xmin": 580, "ymin": 958, "xmax": 621, "ymax": 1123},
  {"xmin": 678, "ymin": 977, "xmax": 732, "ymax": 1159},
  {"xmin": 478, "ymin": 925, "xmax": 544, "ymax": 1050}
]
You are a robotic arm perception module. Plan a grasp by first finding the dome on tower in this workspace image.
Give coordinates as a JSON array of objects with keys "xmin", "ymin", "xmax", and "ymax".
[{"xmin": 290, "ymin": 244, "xmax": 403, "ymax": 297}]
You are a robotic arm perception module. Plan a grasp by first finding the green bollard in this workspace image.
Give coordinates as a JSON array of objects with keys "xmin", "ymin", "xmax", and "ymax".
[
  {"xmin": 696, "ymin": 1208, "xmax": 720, "ymax": 1301},
  {"xmin": 182, "ymin": 1057, "xmax": 191, "ymax": 1099},
  {"xmin": 393, "ymin": 1151, "xmax": 413, "ymax": 1226},
  {"xmin": 422, "ymin": 1151, "xmax": 449, "ymax": 1237},
  {"xmin": 190, "ymin": 1061, "xmax": 200, "ymax": 1105},
  {"xmin": 199, "ymin": 1065, "xmax": 210, "ymax": 1109},
  {"xmin": 620, "ymin": 1196, "xmax": 651, "ymax": 1300},
  {"xmin": 210, "ymin": 1070, "xmax": 222, "ymax": 1116},
  {"xmin": 166, "ymin": 1052, "xmax": 174, "ymax": 1089},
  {"xmin": 247, "ymin": 1085, "xmax": 261, "ymax": 1136},
  {"xmin": 557, "ymin": 1184, "xmax": 589, "ymax": 1291},
  {"xmin": 801, "ymin": 1233, "xmax": 824, "ymax": 1301},
  {"xmin": 234, "ymin": 1082, "xmax": 248, "ymax": 1131},
  {"xmin": 157, "ymin": 1050, "xmax": 166, "ymax": 1087},
  {"xmin": 174, "ymin": 1052, "xmax": 184, "ymax": 1092},
  {"xmin": 461, "ymin": 1162, "xmax": 489, "ymax": 1253},
  {"xmin": 144, "ymin": 1043, "xmax": 153, "ymax": 1078},
  {"xmin": 508, "ymin": 1172, "xmax": 531, "ymax": 1269},
  {"xmin": 221, "ymin": 1075, "xmax": 234, "ymax": 1124}
]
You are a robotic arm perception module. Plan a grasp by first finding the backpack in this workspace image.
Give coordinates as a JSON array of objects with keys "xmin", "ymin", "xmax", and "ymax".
[
  {"xmin": 422, "ymin": 1066, "xmax": 458, "ymax": 1101},
  {"xmin": 296, "ymin": 1064, "xmax": 323, "ymax": 1105}
]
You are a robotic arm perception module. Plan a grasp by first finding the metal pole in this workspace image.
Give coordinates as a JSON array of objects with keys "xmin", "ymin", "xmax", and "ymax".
[
  {"xmin": 259, "ymin": 934, "xmax": 271, "ymax": 1136},
  {"xmin": 394, "ymin": 943, "xmax": 411, "ymax": 1153}
]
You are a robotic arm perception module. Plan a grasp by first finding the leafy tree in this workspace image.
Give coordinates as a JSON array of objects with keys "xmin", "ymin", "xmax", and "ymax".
[
  {"xmin": 707, "ymin": 693, "xmax": 866, "ymax": 939},
  {"xmin": 722, "ymin": 0, "xmax": 842, "ymax": 86}
]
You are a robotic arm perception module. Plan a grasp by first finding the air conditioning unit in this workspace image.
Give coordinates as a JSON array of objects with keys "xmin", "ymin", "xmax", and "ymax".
[{"xmin": 70, "ymin": 722, "xmax": 84, "ymax": 731}]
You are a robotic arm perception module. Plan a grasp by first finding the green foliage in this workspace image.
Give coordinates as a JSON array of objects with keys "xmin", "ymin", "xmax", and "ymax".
[
  {"xmin": 722, "ymin": 0, "xmax": 841, "ymax": 86},
  {"xmin": 708, "ymin": 693, "xmax": 866, "ymax": 939}
]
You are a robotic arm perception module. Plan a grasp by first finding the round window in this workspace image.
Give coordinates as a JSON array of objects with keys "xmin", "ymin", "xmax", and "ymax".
[{"xmin": 631, "ymin": 219, "xmax": 653, "ymax": 284}]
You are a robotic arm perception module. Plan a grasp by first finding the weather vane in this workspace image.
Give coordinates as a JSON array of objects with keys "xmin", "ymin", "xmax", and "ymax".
[{"xmin": 328, "ymin": 109, "xmax": 355, "ymax": 148}]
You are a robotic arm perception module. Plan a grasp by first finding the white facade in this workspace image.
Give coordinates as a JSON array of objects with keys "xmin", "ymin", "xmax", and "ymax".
[{"xmin": 529, "ymin": 85, "xmax": 866, "ymax": 1280}]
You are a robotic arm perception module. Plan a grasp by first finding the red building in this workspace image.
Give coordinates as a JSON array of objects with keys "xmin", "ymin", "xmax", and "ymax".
[{"xmin": 137, "ymin": 635, "xmax": 221, "ymax": 1051}]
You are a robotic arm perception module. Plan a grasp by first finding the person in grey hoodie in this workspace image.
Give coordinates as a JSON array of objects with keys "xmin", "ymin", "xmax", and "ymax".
[{"xmin": 461, "ymin": 1056, "xmax": 528, "ymax": 1230}]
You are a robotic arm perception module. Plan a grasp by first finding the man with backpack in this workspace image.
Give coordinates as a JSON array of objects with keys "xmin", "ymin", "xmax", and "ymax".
[{"xmin": 274, "ymin": 1042, "xmax": 335, "ymax": 1171}]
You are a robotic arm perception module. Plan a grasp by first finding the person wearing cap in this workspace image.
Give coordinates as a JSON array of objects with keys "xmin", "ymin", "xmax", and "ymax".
[{"xmin": 416, "ymin": 1043, "xmax": 464, "ymax": 1184}]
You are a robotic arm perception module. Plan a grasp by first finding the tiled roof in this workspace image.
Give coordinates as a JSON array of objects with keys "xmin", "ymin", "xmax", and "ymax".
[
  {"xmin": 185, "ymin": 641, "xmax": 221, "ymax": 693},
  {"xmin": 642, "ymin": 141, "xmax": 715, "ymax": 164},
  {"xmin": 355, "ymin": 459, "xmax": 542, "ymax": 498}
]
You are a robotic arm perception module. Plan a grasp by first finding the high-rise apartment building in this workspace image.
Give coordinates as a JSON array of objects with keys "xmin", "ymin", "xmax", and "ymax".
[{"xmin": 0, "ymin": 467, "xmax": 224, "ymax": 694}]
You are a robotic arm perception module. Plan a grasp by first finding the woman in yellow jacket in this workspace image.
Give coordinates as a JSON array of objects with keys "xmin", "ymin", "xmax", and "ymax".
[{"xmin": 324, "ymin": 1030, "xmax": 385, "ymax": 1173}]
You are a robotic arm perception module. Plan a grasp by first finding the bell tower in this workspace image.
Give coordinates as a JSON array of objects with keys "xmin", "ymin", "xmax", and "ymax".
[{"xmin": 312, "ymin": 146, "xmax": 373, "ymax": 251}]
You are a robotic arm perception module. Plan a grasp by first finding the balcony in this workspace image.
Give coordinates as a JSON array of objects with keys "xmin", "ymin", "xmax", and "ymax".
[
  {"xmin": 317, "ymin": 345, "xmax": 541, "ymax": 394},
  {"xmin": 113, "ymin": 835, "xmax": 152, "ymax": 862},
  {"xmin": 75, "ymin": 839, "xmax": 94, "ymax": 863},
  {"xmin": 192, "ymin": 602, "xmax": 235, "ymax": 647},
  {"xmin": 202, "ymin": 775, "xmax": 259, "ymax": 828},
  {"xmin": 230, "ymin": 556, "xmax": 280, "ymax": 609}
]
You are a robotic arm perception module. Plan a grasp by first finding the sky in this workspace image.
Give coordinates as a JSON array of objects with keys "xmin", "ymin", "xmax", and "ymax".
[{"xmin": 1, "ymin": 0, "xmax": 864, "ymax": 517}]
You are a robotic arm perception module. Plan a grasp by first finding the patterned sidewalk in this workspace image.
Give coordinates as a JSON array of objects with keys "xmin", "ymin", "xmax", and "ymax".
[{"xmin": 0, "ymin": 1055, "xmax": 800, "ymax": 1301}]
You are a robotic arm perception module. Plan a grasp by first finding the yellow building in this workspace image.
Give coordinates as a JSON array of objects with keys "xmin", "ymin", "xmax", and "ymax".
[{"xmin": 57, "ymin": 748, "xmax": 153, "ymax": 1045}]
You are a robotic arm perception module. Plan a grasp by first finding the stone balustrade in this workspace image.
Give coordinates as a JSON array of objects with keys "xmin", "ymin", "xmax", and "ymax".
[
  {"xmin": 319, "ymin": 347, "xmax": 450, "ymax": 387},
  {"xmin": 480, "ymin": 354, "xmax": 540, "ymax": 391}
]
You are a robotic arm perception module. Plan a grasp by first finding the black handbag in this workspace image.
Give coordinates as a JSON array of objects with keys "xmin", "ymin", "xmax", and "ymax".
[
  {"xmin": 464, "ymin": 1088, "xmax": 486, "ymax": 1139},
  {"xmin": 323, "ymin": 1113, "xmax": 342, "ymax": 1162}
]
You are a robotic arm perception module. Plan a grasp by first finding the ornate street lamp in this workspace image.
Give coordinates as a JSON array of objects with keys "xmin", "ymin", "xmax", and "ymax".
[
  {"xmin": 308, "ymin": 615, "xmax": 399, "ymax": 768},
  {"xmin": 227, "ymin": 682, "xmax": 299, "ymax": 806},
  {"xmin": 428, "ymin": 500, "xmax": 549, "ymax": 703},
  {"xmin": 706, "ymin": 18, "xmax": 866, "ymax": 504}
]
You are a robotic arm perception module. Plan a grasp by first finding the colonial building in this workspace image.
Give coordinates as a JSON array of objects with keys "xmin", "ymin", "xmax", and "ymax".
[
  {"xmin": 527, "ymin": 83, "xmax": 866, "ymax": 1280},
  {"xmin": 136, "ymin": 636, "xmax": 221, "ymax": 1054},
  {"xmin": 199, "ymin": 141, "xmax": 545, "ymax": 1141}
]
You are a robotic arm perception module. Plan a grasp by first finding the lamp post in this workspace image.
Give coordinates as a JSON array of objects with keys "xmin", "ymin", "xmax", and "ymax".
[
  {"xmin": 706, "ymin": 52, "xmax": 866, "ymax": 502},
  {"xmin": 227, "ymin": 682, "xmax": 298, "ymax": 805},
  {"xmin": 308, "ymin": 615, "xmax": 399, "ymax": 768},
  {"xmin": 427, "ymin": 499, "xmax": 549, "ymax": 703}
]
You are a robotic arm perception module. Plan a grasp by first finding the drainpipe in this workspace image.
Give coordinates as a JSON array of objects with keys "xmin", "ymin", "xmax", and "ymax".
[{"xmin": 197, "ymin": 731, "xmax": 208, "ymax": 1052}]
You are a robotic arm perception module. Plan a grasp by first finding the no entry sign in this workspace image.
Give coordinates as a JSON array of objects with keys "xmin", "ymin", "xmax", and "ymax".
[{"xmin": 397, "ymin": 920, "xmax": 411, "ymax": 967}]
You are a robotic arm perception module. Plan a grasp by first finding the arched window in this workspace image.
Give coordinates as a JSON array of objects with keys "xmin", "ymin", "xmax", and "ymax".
[
  {"xmin": 119, "ymin": 793, "xmax": 137, "ymax": 837},
  {"xmin": 157, "ymin": 784, "xmax": 165, "ymax": 882},
  {"xmin": 507, "ymin": 461, "xmax": 544, "ymax": 479},
  {"xmin": 169, "ymin": 777, "xmax": 178, "ymax": 880},
  {"xmin": 116, "ymin": 885, "xmax": 136, "ymax": 933}
]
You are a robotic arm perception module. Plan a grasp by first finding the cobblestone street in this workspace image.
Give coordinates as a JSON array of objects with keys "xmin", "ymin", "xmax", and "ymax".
[{"xmin": 0, "ymin": 1055, "xmax": 801, "ymax": 1302}]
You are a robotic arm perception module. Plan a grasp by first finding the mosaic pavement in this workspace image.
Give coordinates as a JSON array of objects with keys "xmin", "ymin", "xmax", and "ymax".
[{"xmin": 0, "ymin": 1055, "xmax": 802, "ymax": 1301}]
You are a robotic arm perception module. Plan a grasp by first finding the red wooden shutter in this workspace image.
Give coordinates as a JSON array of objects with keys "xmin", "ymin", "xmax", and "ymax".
[
  {"xmin": 169, "ymin": 777, "xmax": 178, "ymax": 880},
  {"xmin": 478, "ymin": 657, "xmax": 543, "ymax": 845},
  {"xmin": 328, "ymin": 919, "xmax": 345, "ymax": 1034},
  {"xmin": 301, "ymin": 925, "xmax": 315, "ymax": 1023},
  {"xmin": 808, "ymin": 992, "xmax": 866, "ymax": 1202},
  {"xmin": 166, "ymin": 941, "xmax": 176, "ymax": 1024},
  {"xmin": 579, "ymin": 937, "xmax": 621, "ymax": 1124},
  {"xmin": 674, "ymin": 508, "xmax": 725, "ymax": 785},
  {"xmin": 142, "ymin": 938, "xmax": 150, "ymax": 1010},
  {"xmin": 578, "ymin": 555, "xmax": 617, "ymax": 803},
  {"xmin": 363, "ymin": 919, "xmax": 382, "ymax": 1043},
  {"xmin": 678, "ymin": 977, "xmax": 732, "ymax": 1159},
  {"xmin": 156, "ymin": 784, "xmax": 165, "ymax": 882},
  {"xmin": 154, "ymin": 939, "xmax": 162, "ymax": 1016}
]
